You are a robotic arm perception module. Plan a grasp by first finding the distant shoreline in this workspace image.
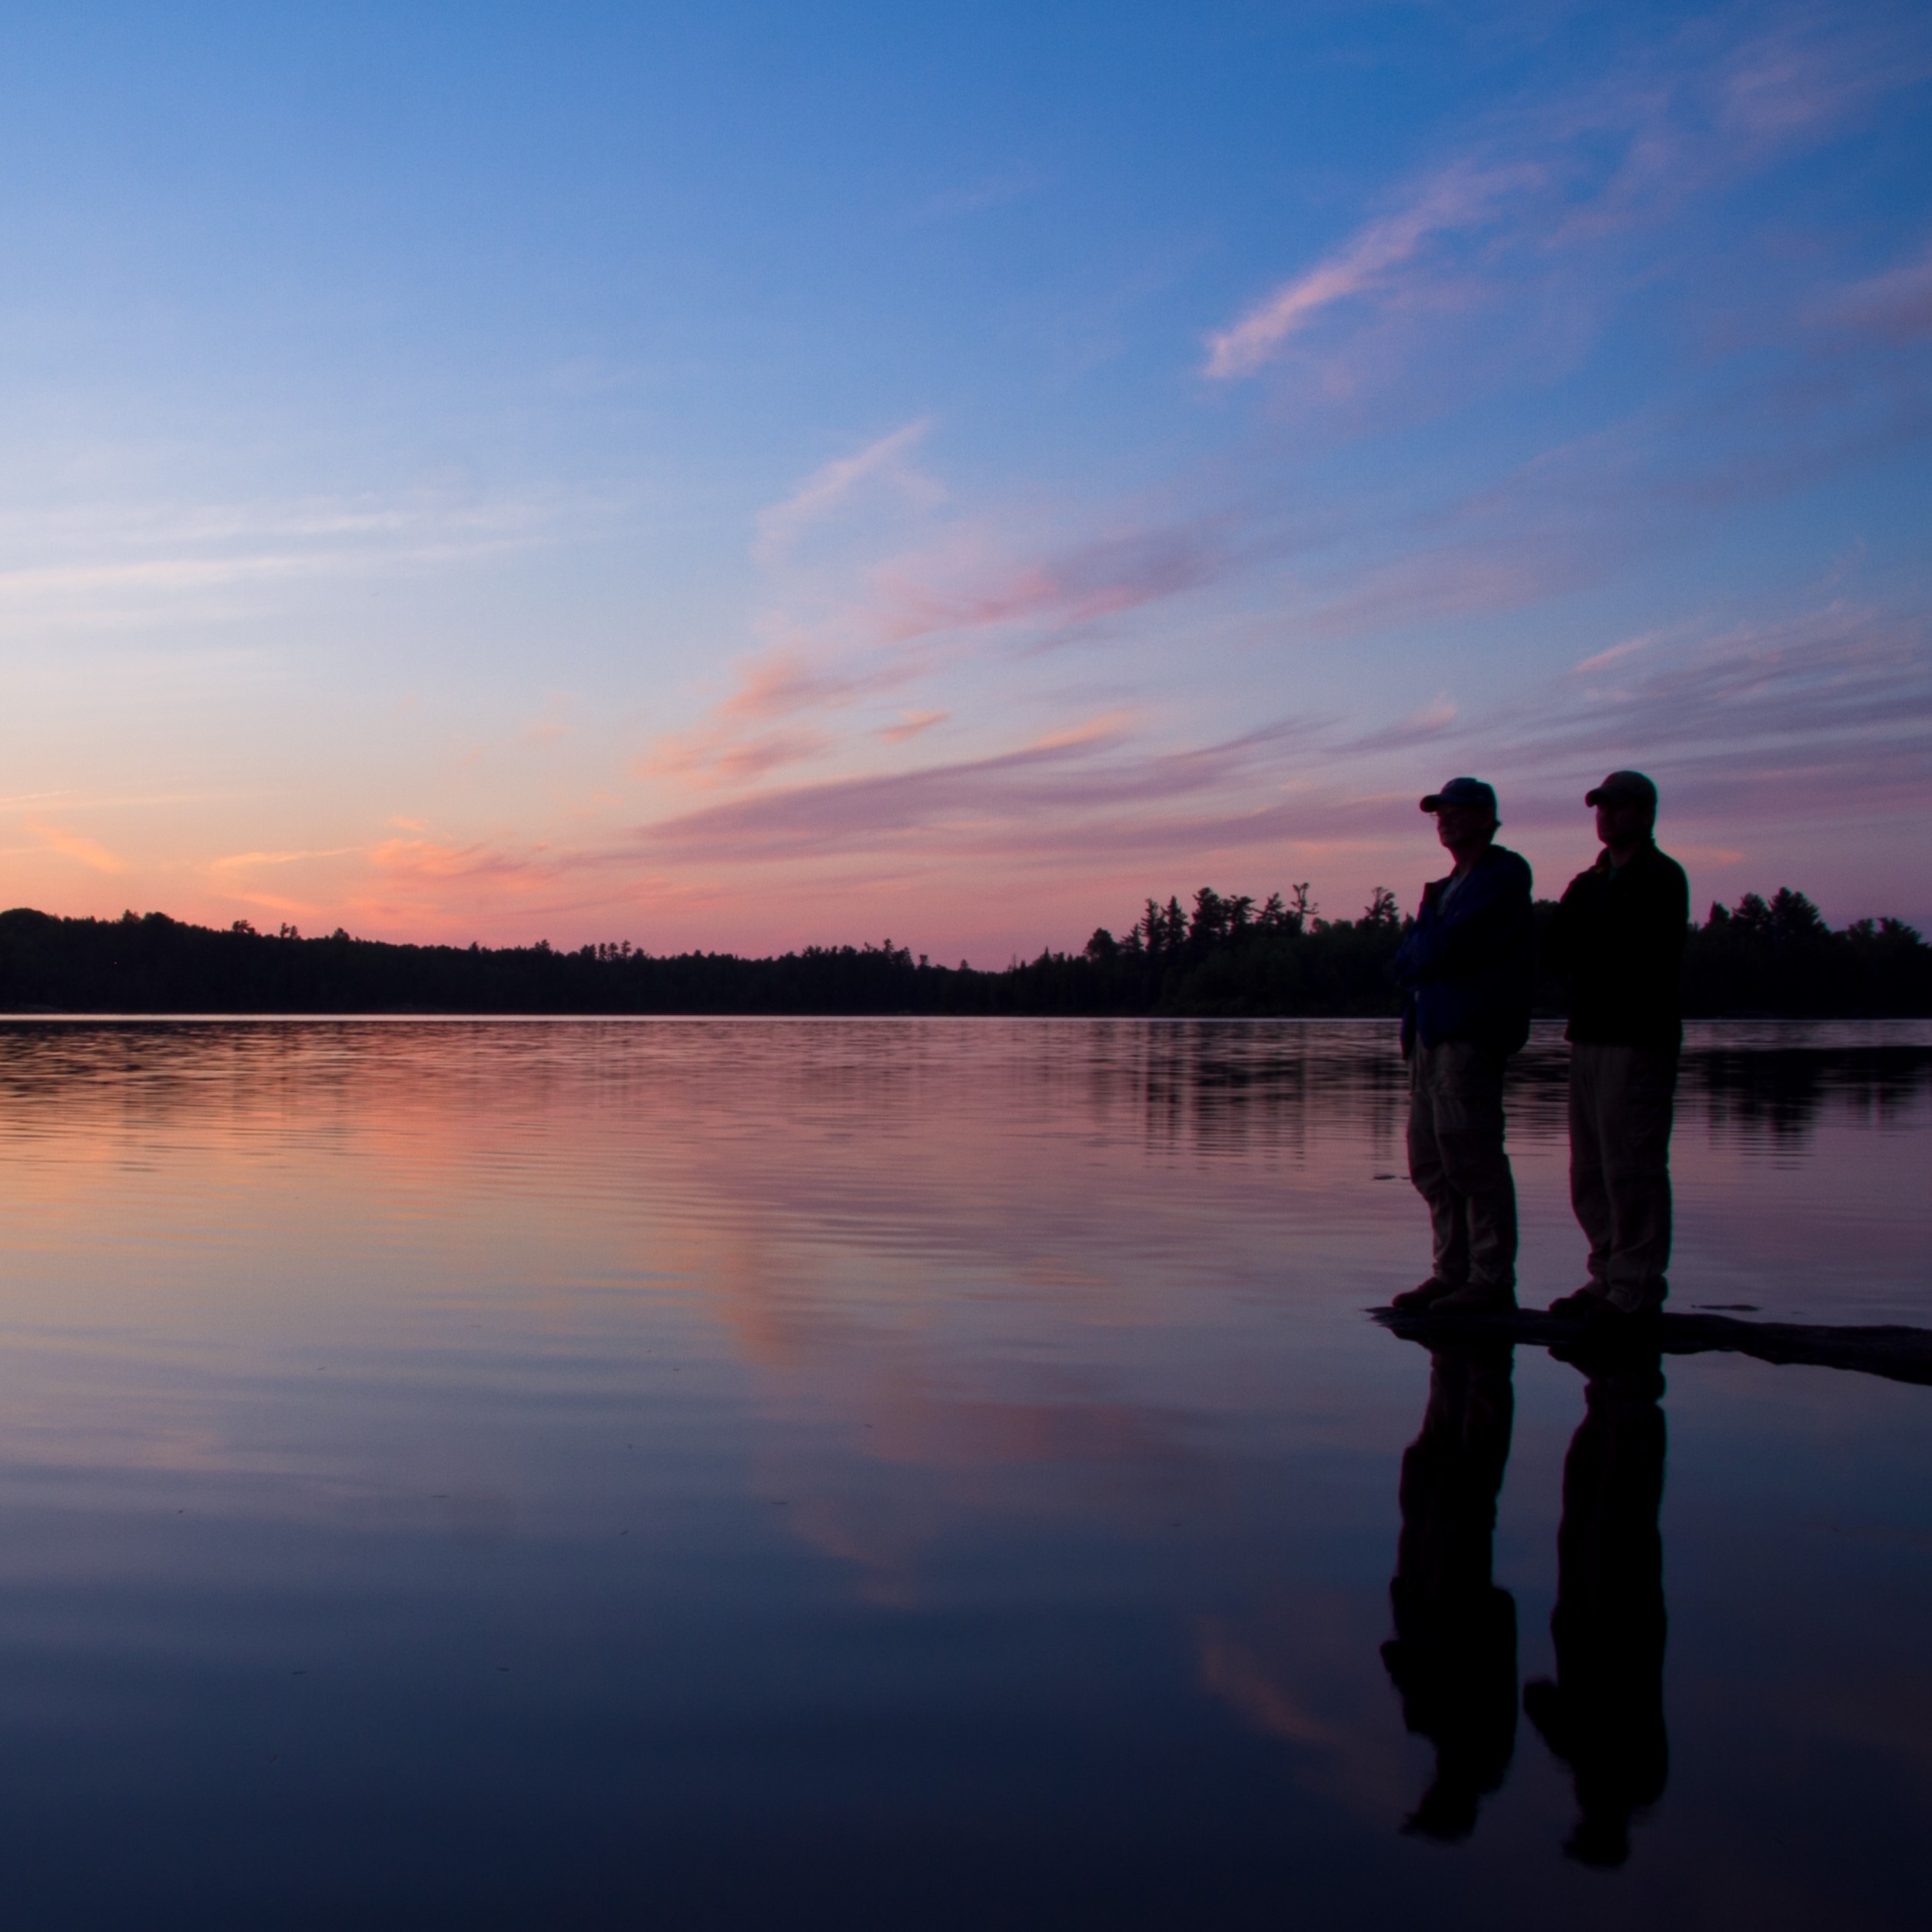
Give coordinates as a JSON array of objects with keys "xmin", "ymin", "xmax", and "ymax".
[
  {"xmin": 3, "ymin": 1013, "xmax": 1930, "ymax": 1027},
  {"xmin": 2, "ymin": 889, "xmax": 1927, "ymax": 1020}
]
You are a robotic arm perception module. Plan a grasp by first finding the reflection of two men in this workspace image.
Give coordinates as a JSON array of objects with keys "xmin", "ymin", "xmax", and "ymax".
[{"xmin": 1383, "ymin": 1343, "xmax": 1668, "ymax": 1866}]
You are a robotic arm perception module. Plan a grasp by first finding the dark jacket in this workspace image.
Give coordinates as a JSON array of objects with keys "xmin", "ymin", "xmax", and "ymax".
[
  {"xmin": 1543, "ymin": 841, "xmax": 1690, "ymax": 1050},
  {"xmin": 1395, "ymin": 843, "xmax": 1535, "ymax": 1059}
]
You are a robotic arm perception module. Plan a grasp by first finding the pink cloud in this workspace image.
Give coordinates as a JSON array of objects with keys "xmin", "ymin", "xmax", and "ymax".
[
  {"xmin": 1342, "ymin": 694, "xmax": 1459, "ymax": 755},
  {"xmin": 642, "ymin": 639, "xmax": 936, "ymax": 795},
  {"xmin": 633, "ymin": 716, "xmax": 1326, "ymax": 867},
  {"xmin": 28, "ymin": 821, "xmax": 127, "ymax": 875},
  {"xmin": 865, "ymin": 517, "xmax": 1232, "ymax": 647},
  {"xmin": 648, "ymin": 510, "xmax": 1240, "ymax": 804},
  {"xmin": 1572, "ymin": 632, "xmax": 1661, "ymax": 676},
  {"xmin": 715, "ymin": 648, "xmax": 925, "ymax": 723},
  {"xmin": 43, "ymin": 593, "xmax": 1923, "ymax": 960},
  {"xmin": 1203, "ymin": 163, "xmax": 1542, "ymax": 380},
  {"xmin": 643, "ymin": 725, "xmax": 832, "ymax": 791},
  {"xmin": 367, "ymin": 835, "xmax": 553, "ymax": 886}
]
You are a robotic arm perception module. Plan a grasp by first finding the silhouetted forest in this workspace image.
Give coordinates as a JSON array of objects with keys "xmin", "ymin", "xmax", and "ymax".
[{"xmin": 0, "ymin": 884, "xmax": 1925, "ymax": 1017}]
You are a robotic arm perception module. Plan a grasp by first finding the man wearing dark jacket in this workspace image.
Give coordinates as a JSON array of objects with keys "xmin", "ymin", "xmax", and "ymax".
[
  {"xmin": 1391, "ymin": 778, "xmax": 1535, "ymax": 1315},
  {"xmin": 1542, "ymin": 772, "xmax": 1689, "ymax": 1320}
]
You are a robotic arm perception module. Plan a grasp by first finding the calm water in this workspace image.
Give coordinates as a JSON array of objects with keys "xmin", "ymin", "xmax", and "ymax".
[{"xmin": 0, "ymin": 1017, "xmax": 1926, "ymax": 1929}]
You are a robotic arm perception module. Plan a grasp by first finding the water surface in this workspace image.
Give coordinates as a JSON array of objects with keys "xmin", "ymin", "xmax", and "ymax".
[{"xmin": 0, "ymin": 1018, "xmax": 1925, "ymax": 1928}]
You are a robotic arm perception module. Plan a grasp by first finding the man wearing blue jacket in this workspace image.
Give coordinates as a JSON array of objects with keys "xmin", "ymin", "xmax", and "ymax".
[{"xmin": 1390, "ymin": 778, "xmax": 1535, "ymax": 1315}]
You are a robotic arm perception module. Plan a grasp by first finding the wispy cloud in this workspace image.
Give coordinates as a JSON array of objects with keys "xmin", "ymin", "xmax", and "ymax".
[
  {"xmin": 29, "ymin": 822, "xmax": 127, "ymax": 875},
  {"xmin": 755, "ymin": 420, "xmax": 939, "ymax": 563},
  {"xmin": 1397, "ymin": 598, "xmax": 1932, "ymax": 828},
  {"xmin": 207, "ymin": 845, "xmax": 361, "ymax": 873},
  {"xmin": 643, "ymin": 723, "xmax": 832, "ymax": 791},
  {"xmin": 1204, "ymin": 163, "xmax": 1540, "ymax": 379},
  {"xmin": 865, "ymin": 516, "xmax": 1234, "ymax": 648},
  {"xmin": 642, "ymin": 641, "xmax": 932, "ymax": 791},
  {"xmin": 657, "ymin": 493, "xmax": 1243, "ymax": 797},
  {"xmin": 1275, "ymin": 360, "xmax": 1932, "ymax": 642},
  {"xmin": 1343, "ymin": 694, "xmax": 1459, "ymax": 754},
  {"xmin": 367, "ymin": 835, "xmax": 556, "ymax": 885},
  {"xmin": 631, "ymin": 592, "xmax": 1927, "ymax": 901},
  {"xmin": 69, "ymin": 591, "xmax": 1917, "ymax": 957},
  {"xmin": 1572, "ymin": 632, "xmax": 1660, "ymax": 676},
  {"xmin": 1519, "ymin": 606, "xmax": 1932, "ymax": 788},
  {"xmin": 716, "ymin": 648, "xmax": 926, "ymax": 723},
  {"xmin": 0, "ymin": 489, "xmax": 570, "ymax": 627},
  {"xmin": 1203, "ymin": 5, "xmax": 1932, "ymax": 383},
  {"xmin": 635, "ymin": 716, "xmax": 1323, "ymax": 866}
]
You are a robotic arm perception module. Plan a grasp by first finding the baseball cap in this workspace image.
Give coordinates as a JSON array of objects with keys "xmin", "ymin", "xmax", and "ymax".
[
  {"xmin": 1585, "ymin": 770, "xmax": 1658, "ymax": 810},
  {"xmin": 1419, "ymin": 776, "xmax": 1498, "ymax": 815}
]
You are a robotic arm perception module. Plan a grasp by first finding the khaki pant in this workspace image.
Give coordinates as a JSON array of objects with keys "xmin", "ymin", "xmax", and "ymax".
[
  {"xmin": 1407, "ymin": 1041, "xmax": 1518, "ymax": 1290},
  {"xmin": 1569, "ymin": 1043, "xmax": 1676, "ymax": 1311}
]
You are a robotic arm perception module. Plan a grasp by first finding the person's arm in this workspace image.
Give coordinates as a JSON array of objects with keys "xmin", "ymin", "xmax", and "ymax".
[
  {"xmin": 1393, "ymin": 885, "xmax": 1438, "ymax": 989},
  {"xmin": 1628, "ymin": 855, "xmax": 1690, "ymax": 967},
  {"xmin": 1541, "ymin": 871, "xmax": 1592, "ymax": 977},
  {"xmin": 1399, "ymin": 857, "xmax": 1529, "ymax": 981},
  {"xmin": 1665, "ymin": 858, "xmax": 1690, "ymax": 952}
]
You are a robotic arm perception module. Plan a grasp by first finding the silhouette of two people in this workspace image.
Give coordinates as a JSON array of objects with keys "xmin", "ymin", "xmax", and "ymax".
[{"xmin": 1382, "ymin": 1339, "xmax": 1668, "ymax": 1864}]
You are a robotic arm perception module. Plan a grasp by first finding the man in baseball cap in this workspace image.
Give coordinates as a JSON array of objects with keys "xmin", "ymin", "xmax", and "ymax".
[
  {"xmin": 1419, "ymin": 776, "xmax": 1499, "ymax": 815},
  {"xmin": 1390, "ymin": 778, "xmax": 1535, "ymax": 1314},
  {"xmin": 1542, "ymin": 770, "xmax": 1689, "ymax": 1320},
  {"xmin": 1584, "ymin": 771, "xmax": 1658, "ymax": 813}
]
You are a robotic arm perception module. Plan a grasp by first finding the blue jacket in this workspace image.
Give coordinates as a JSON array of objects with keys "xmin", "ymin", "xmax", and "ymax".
[{"xmin": 1395, "ymin": 843, "xmax": 1534, "ymax": 1058}]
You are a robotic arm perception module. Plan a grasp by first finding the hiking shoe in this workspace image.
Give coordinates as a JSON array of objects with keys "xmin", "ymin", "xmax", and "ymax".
[
  {"xmin": 1390, "ymin": 1277, "xmax": 1463, "ymax": 1313},
  {"xmin": 1429, "ymin": 1281, "xmax": 1518, "ymax": 1315},
  {"xmin": 1548, "ymin": 1286, "xmax": 1608, "ymax": 1319}
]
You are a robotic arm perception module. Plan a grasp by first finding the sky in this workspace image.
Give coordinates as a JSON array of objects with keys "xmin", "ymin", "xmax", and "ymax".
[{"xmin": 1, "ymin": 0, "xmax": 1927, "ymax": 961}]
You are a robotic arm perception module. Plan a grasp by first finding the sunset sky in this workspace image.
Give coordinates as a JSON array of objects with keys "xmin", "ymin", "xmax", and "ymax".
[{"xmin": 2, "ymin": 0, "xmax": 1928, "ymax": 961}]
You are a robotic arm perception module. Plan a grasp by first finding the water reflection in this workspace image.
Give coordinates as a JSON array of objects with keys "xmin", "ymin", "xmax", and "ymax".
[
  {"xmin": 1525, "ymin": 1345, "xmax": 1669, "ymax": 1869},
  {"xmin": 1384, "ymin": 1338, "xmax": 1671, "ymax": 1866},
  {"xmin": 1693, "ymin": 1041, "xmax": 1932, "ymax": 1144},
  {"xmin": 0, "ymin": 1016, "xmax": 1924, "ymax": 1162},
  {"xmin": 1382, "ymin": 1344, "xmax": 1518, "ymax": 1841},
  {"xmin": 0, "ymin": 1018, "xmax": 1917, "ymax": 1926}
]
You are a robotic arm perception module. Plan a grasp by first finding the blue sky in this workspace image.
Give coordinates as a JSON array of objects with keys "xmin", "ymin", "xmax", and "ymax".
[{"xmin": 1, "ymin": 0, "xmax": 1927, "ymax": 957}]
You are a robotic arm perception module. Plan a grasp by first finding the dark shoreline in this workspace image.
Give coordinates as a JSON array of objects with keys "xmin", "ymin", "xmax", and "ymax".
[{"xmin": 3, "ymin": 892, "xmax": 1927, "ymax": 1019}]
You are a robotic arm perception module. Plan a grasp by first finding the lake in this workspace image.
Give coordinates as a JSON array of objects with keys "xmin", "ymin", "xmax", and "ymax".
[{"xmin": 0, "ymin": 1017, "xmax": 1925, "ymax": 1929}]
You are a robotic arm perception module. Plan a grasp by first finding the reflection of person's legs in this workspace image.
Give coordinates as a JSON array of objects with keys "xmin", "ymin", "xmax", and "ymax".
[
  {"xmin": 1525, "ymin": 1352, "xmax": 1668, "ymax": 1867},
  {"xmin": 1408, "ymin": 1047, "xmax": 1470, "ymax": 1286},
  {"xmin": 1383, "ymin": 1344, "xmax": 1518, "ymax": 1841}
]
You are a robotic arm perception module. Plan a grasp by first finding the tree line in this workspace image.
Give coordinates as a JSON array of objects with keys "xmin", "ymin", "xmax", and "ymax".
[{"xmin": 0, "ymin": 885, "xmax": 1924, "ymax": 1017}]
